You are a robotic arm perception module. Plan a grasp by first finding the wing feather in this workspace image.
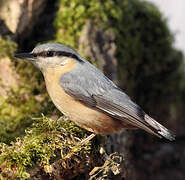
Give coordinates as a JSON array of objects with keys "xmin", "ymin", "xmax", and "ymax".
[{"xmin": 59, "ymin": 62, "xmax": 175, "ymax": 140}]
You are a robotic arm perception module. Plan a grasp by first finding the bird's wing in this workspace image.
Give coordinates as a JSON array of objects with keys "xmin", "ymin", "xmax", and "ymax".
[
  {"xmin": 92, "ymin": 89, "xmax": 175, "ymax": 141},
  {"xmin": 60, "ymin": 62, "xmax": 175, "ymax": 141}
]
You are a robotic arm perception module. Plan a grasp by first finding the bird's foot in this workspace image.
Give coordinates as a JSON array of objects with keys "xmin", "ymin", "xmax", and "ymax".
[
  {"xmin": 79, "ymin": 133, "xmax": 96, "ymax": 145},
  {"xmin": 64, "ymin": 133, "xmax": 96, "ymax": 159}
]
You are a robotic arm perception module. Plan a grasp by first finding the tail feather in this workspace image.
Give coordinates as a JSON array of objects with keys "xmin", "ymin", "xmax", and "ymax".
[{"xmin": 144, "ymin": 114, "xmax": 175, "ymax": 141}]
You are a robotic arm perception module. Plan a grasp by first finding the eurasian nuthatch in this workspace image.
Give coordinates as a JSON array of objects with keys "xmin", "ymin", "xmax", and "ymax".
[{"xmin": 15, "ymin": 43, "xmax": 175, "ymax": 141}]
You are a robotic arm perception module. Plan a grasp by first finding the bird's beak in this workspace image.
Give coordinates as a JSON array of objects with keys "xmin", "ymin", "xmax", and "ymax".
[{"xmin": 14, "ymin": 53, "xmax": 35, "ymax": 61}]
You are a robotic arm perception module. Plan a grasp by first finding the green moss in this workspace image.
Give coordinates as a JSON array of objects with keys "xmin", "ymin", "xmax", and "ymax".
[
  {"xmin": 0, "ymin": 38, "xmax": 17, "ymax": 58},
  {"xmin": 0, "ymin": 89, "xmax": 43, "ymax": 143},
  {"xmin": 54, "ymin": 0, "xmax": 122, "ymax": 49},
  {"xmin": 0, "ymin": 115, "xmax": 94, "ymax": 179}
]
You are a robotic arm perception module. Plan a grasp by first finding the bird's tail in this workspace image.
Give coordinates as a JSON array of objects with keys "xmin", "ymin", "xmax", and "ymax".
[{"xmin": 142, "ymin": 114, "xmax": 175, "ymax": 141}]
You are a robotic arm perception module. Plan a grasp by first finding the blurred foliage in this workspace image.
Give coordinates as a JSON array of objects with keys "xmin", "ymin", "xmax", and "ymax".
[
  {"xmin": 0, "ymin": 91, "xmax": 40, "ymax": 143},
  {"xmin": 114, "ymin": 0, "xmax": 185, "ymax": 112},
  {"xmin": 54, "ymin": 0, "xmax": 123, "ymax": 48},
  {"xmin": 0, "ymin": 115, "xmax": 95, "ymax": 179},
  {"xmin": 0, "ymin": 38, "xmax": 17, "ymax": 58}
]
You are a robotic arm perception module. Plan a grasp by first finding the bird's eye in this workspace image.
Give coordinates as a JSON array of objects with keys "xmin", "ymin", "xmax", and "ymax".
[
  {"xmin": 46, "ymin": 51, "xmax": 54, "ymax": 57},
  {"xmin": 32, "ymin": 53, "xmax": 37, "ymax": 57}
]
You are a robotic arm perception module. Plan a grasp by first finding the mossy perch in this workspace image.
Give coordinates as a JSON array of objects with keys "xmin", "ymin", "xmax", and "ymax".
[{"xmin": 0, "ymin": 115, "xmax": 126, "ymax": 179}]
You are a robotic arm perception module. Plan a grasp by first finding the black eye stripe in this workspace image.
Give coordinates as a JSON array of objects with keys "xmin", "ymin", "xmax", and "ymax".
[
  {"xmin": 57, "ymin": 51, "xmax": 83, "ymax": 62},
  {"xmin": 32, "ymin": 51, "xmax": 55, "ymax": 57},
  {"xmin": 32, "ymin": 51, "xmax": 83, "ymax": 62}
]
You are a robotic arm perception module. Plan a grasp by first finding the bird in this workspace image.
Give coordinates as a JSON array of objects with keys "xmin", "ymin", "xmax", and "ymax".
[{"xmin": 15, "ymin": 43, "xmax": 175, "ymax": 142}]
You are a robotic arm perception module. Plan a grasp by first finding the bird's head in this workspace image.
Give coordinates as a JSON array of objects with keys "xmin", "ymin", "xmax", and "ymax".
[{"xmin": 15, "ymin": 43, "xmax": 84, "ymax": 71}]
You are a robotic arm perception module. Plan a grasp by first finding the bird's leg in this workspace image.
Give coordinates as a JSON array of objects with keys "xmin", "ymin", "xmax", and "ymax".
[
  {"xmin": 79, "ymin": 133, "xmax": 96, "ymax": 145},
  {"xmin": 64, "ymin": 133, "xmax": 96, "ymax": 159}
]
